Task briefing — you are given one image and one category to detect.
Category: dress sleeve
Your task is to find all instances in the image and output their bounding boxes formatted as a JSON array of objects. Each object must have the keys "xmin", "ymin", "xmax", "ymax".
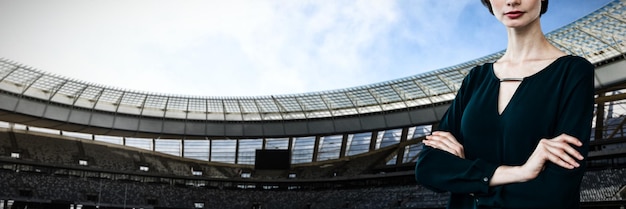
[
  {"xmin": 553, "ymin": 57, "xmax": 595, "ymax": 161},
  {"xmin": 414, "ymin": 66, "xmax": 499, "ymax": 194}
]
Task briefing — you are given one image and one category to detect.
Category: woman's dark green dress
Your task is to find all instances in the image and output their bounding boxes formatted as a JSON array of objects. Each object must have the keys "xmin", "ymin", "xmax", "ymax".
[{"xmin": 414, "ymin": 55, "xmax": 595, "ymax": 209}]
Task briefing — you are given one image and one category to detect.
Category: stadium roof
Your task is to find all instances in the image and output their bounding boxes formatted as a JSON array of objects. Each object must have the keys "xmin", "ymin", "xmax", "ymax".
[{"xmin": 0, "ymin": 0, "xmax": 625, "ymax": 138}]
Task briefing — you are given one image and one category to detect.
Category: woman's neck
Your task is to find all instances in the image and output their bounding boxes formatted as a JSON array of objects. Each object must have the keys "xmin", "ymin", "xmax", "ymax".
[{"xmin": 499, "ymin": 19, "xmax": 563, "ymax": 63}]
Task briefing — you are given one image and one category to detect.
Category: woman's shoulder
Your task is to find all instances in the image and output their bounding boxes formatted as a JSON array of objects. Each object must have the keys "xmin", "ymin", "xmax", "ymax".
[
  {"xmin": 456, "ymin": 63, "xmax": 495, "ymax": 90},
  {"xmin": 557, "ymin": 55, "xmax": 594, "ymax": 69},
  {"xmin": 553, "ymin": 55, "xmax": 595, "ymax": 76},
  {"xmin": 465, "ymin": 62, "xmax": 494, "ymax": 81}
]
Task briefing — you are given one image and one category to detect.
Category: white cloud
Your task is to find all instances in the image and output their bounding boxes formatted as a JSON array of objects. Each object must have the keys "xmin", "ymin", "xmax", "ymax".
[{"xmin": 0, "ymin": 0, "xmax": 402, "ymax": 96}]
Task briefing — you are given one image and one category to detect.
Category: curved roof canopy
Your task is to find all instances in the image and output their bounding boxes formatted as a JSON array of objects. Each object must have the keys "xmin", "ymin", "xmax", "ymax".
[{"xmin": 0, "ymin": 0, "xmax": 625, "ymax": 138}]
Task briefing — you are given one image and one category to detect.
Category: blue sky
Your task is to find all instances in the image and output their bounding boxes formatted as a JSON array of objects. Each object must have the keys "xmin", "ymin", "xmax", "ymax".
[{"xmin": 0, "ymin": 0, "xmax": 614, "ymax": 97}]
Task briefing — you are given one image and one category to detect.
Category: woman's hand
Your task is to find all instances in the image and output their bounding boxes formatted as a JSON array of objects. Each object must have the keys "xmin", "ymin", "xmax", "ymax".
[
  {"xmin": 490, "ymin": 134, "xmax": 585, "ymax": 186},
  {"xmin": 423, "ymin": 131, "xmax": 465, "ymax": 159},
  {"xmin": 519, "ymin": 133, "xmax": 584, "ymax": 181}
]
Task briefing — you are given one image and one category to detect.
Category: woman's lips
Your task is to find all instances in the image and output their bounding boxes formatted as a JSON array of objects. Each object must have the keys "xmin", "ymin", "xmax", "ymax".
[{"xmin": 505, "ymin": 11, "xmax": 525, "ymax": 19}]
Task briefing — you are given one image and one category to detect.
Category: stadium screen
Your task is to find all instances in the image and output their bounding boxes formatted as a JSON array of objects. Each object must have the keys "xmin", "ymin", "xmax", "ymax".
[{"xmin": 255, "ymin": 149, "xmax": 291, "ymax": 170}]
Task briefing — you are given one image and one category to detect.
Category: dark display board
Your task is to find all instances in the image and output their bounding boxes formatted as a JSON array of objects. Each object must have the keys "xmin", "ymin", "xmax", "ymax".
[{"xmin": 255, "ymin": 149, "xmax": 291, "ymax": 170}]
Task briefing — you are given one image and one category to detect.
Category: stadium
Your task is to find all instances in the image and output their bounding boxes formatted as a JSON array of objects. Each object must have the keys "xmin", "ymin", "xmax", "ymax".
[{"xmin": 0, "ymin": 1, "xmax": 625, "ymax": 209}]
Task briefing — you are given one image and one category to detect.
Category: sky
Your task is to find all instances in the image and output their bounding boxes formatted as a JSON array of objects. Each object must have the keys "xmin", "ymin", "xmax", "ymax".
[{"xmin": 0, "ymin": 0, "xmax": 615, "ymax": 97}]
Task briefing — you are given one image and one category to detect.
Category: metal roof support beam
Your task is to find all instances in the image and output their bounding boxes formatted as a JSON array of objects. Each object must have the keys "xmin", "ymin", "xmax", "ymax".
[
  {"xmin": 344, "ymin": 91, "xmax": 361, "ymax": 114},
  {"xmin": 312, "ymin": 136, "xmax": 320, "ymax": 163},
  {"xmin": 366, "ymin": 88, "xmax": 385, "ymax": 111},
  {"xmin": 47, "ymin": 80, "xmax": 69, "ymax": 101},
  {"xmin": 395, "ymin": 127, "xmax": 409, "ymax": 165},
  {"xmin": 107, "ymin": 91, "xmax": 127, "ymax": 135},
  {"xmin": 366, "ymin": 88, "xmax": 388, "ymax": 128},
  {"xmin": 19, "ymin": 73, "xmax": 44, "ymax": 95},
  {"xmin": 294, "ymin": 97, "xmax": 309, "ymax": 120},
  {"xmin": 603, "ymin": 13, "xmax": 626, "ymax": 24},
  {"xmin": 436, "ymin": 74, "xmax": 456, "ymax": 94},
  {"xmin": 270, "ymin": 96, "xmax": 287, "ymax": 120},
  {"xmin": 70, "ymin": 85, "xmax": 89, "ymax": 106},
  {"xmin": 270, "ymin": 96, "xmax": 287, "ymax": 135},
  {"xmin": 413, "ymin": 80, "xmax": 439, "ymax": 120},
  {"xmin": 236, "ymin": 99, "xmax": 245, "ymax": 121},
  {"xmin": 137, "ymin": 95, "xmax": 149, "ymax": 135},
  {"xmin": 184, "ymin": 98, "xmax": 190, "ymax": 136},
  {"xmin": 160, "ymin": 97, "xmax": 170, "ymax": 136},
  {"xmin": 575, "ymin": 27, "xmax": 622, "ymax": 54},
  {"xmin": 252, "ymin": 99, "xmax": 266, "ymax": 136},
  {"xmin": 607, "ymin": 115, "xmax": 626, "ymax": 139},
  {"xmin": 390, "ymin": 84, "xmax": 414, "ymax": 124},
  {"xmin": 319, "ymin": 94, "xmax": 335, "ymax": 118},
  {"xmin": 84, "ymin": 88, "xmax": 105, "ymax": 133},
  {"xmin": 343, "ymin": 91, "xmax": 363, "ymax": 131}
]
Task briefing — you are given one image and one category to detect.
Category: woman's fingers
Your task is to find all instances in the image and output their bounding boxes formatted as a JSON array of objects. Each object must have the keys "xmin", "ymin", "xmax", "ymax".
[
  {"xmin": 553, "ymin": 134, "xmax": 584, "ymax": 160},
  {"xmin": 424, "ymin": 132, "xmax": 464, "ymax": 158},
  {"xmin": 548, "ymin": 139, "xmax": 584, "ymax": 160},
  {"xmin": 538, "ymin": 136, "xmax": 583, "ymax": 169},
  {"xmin": 433, "ymin": 131, "xmax": 464, "ymax": 147},
  {"xmin": 523, "ymin": 134, "xmax": 585, "ymax": 177},
  {"xmin": 544, "ymin": 143, "xmax": 581, "ymax": 167},
  {"xmin": 556, "ymin": 133, "xmax": 583, "ymax": 147},
  {"xmin": 425, "ymin": 140, "xmax": 463, "ymax": 158},
  {"xmin": 545, "ymin": 151, "xmax": 577, "ymax": 169},
  {"xmin": 429, "ymin": 135, "xmax": 462, "ymax": 153}
]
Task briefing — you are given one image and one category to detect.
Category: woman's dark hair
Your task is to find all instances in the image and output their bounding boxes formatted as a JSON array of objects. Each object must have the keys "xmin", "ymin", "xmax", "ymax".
[{"xmin": 480, "ymin": 0, "xmax": 548, "ymax": 15}]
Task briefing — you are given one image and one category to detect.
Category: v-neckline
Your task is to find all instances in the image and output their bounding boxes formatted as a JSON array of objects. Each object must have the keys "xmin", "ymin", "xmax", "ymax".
[
  {"xmin": 489, "ymin": 55, "xmax": 569, "ymax": 116},
  {"xmin": 495, "ymin": 79, "xmax": 524, "ymax": 116}
]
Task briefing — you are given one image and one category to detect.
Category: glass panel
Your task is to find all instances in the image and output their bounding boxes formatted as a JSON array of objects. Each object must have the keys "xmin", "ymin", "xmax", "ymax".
[
  {"xmin": 0, "ymin": 121, "xmax": 9, "ymax": 128},
  {"xmin": 403, "ymin": 143, "xmax": 424, "ymax": 163},
  {"xmin": 211, "ymin": 140, "xmax": 236, "ymax": 164},
  {"xmin": 346, "ymin": 132, "xmax": 371, "ymax": 156},
  {"xmin": 255, "ymin": 98, "xmax": 280, "ymax": 112},
  {"xmin": 317, "ymin": 135, "xmax": 342, "ymax": 161},
  {"xmin": 273, "ymin": 97, "xmax": 303, "ymax": 112},
  {"xmin": 265, "ymin": 138, "xmax": 289, "ymax": 150},
  {"xmin": 206, "ymin": 99, "xmax": 224, "ymax": 113},
  {"xmin": 94, "ymin": 135, "xmax": 122, "ymax": 145},
  {"xmin": 291, "ymin": 136, "xmax": 315, "ymax": 164},
  {"xmin": 144, "ymin": 95, "xmax": 168, "ymax": 109},
  {"xmin": 12, "ymin": 124, "xmax": 27, "ymax": 130},
  {"xmin": 3, "ymin": 67, "xmax": 29, "ymax": 84},
  {"xmin": 26, "ymin": 127, "xmax": 59, "ymax": 135},
  {"xmin": 238, "ymin": 139, "xmax": 263, "ymax": 165},
  {"xmin": 62, "ymin": 131, "xmax": 92, "ymax": 140},
  {"xmin": 223, "ymin": 99, "xmax": 240, "ymax": 113},
  {"xmin": 98, "ymin": 89, "xmax": 123, "ymax": 104},
  {"xmin": 155, "ymin": 139, "xmax": 181, "ymax": 157},
  {"xmin": 188, "ymin": 98, "xmax": 207, "ymax": 112},
  {"xmin": 119, "ymin": 92, "xmax": 145, "ymax": 107},
  {"xmin": 239, "ymin": 99, "xmax": 260, "ymax": 113},
  {"xmin": 411, "ymin": 125, "xmax": 432, "ymax": 139},
  {"xmin": 80, "ymin": 86, "xmax": 103, "ymax": 101},
  {"xmin": 378, "ymin": 128, "xmax": 403, "ymax": 149},
  {"xmin": 167, "ymin": 97, "xmax": 188, "ymax": 111},
  {"xmin": 126, "ymin": 137, "xmax": 152, "ymax": 151},
  {"xmin": 184, "ymin": 140, "xmax": 210, "ymax": 161}
]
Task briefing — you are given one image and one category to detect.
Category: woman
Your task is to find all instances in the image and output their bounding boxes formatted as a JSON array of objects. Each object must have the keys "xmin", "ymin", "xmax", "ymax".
[{"xmin": 414, "ymin": 0, "xmax": 595, "ymax": 208}]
